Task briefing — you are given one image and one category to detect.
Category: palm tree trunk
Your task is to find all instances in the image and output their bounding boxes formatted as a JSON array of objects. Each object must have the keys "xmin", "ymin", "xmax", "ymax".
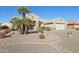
[
  {"xmin": 23, "ymin": 13, "xmax": 26, "ymax": 20},
  {"xmin": 22, "ymin": 13, "xmax": 30, "ymax": 34},
  {"xmin": 22, "ymin": 13, "xmax": 27, "ymax": 34},
  {"xmin": 25, "ymin": 26, "xmax": 29, "ymax": 34},
  {"xmin": 22, "ymin": 24, "xmax": 25, "ymax": 34},
  {"xmin": 18, "ymin": 27, "xmax": 22, "ymax": 34}
]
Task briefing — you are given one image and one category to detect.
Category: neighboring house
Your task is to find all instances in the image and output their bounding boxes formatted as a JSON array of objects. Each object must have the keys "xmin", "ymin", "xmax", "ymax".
[
  {"xmin": 67, "ymin": 21, "xmax": 79, "ymax": 30},
  {"xmin": 67, "ymin": 21, "xmax": 75, "ymax": 30},
  {"xmin": 74, "ymin": 22, "xmax": 79, "ymax": 30}
]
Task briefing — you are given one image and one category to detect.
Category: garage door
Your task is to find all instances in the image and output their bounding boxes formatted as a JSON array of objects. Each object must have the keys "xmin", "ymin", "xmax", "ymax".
[{"xmin": 56, "ymin": 24, "xmax": 65, "ymax": 30}]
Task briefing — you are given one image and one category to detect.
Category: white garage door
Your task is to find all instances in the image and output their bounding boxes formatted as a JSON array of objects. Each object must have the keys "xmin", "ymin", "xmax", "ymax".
[{"xmin": 56, "ymin": 24, "xmax": 65, "ymax": 30}]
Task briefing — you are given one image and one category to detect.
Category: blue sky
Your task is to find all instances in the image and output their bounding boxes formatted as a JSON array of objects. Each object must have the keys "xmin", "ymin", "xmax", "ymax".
[{"xmin": 0, "ymin": 6, "xmax": 79, "ymax": 23}]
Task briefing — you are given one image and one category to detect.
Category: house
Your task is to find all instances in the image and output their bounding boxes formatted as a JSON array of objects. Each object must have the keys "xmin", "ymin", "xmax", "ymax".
[
  {"xmin": 25, "ymin": 14, "xmax": 67, "ymax": 30},
  {"xmin": 40, "ymin": 17, "xmax": 67, "ymax": 30},
  {"xmin": 53, "ymin": 17, "xmax": 67, "ymax": 30},
  {"xmin": 67, "ymin": 21, "xmax": 79, "ymax": 30},
  {"xmin": 40, "ymin": 19, "xmax": 54, "ymax": 29},
  {"xmin": 74, "ymin": 22, "xmax": 79, "ymax": 30},
  {"xmin": 67, "ymin": 21, "xmax": 76, "ymax": 30}
]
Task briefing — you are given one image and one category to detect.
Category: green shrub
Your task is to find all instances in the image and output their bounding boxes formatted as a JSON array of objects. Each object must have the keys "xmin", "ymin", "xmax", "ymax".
[
  {"xmin": 41, "ymin": 26, "xmax": 45, "ymax": 30},
  {"xmin": 52, "ymin": 27, "xmax": 55, "ymax": 29},
  {"xmin": 11, "ymin": 28, "xmax": 15, "ymax": 31},
  {"xmin": 37, "ymin": 26, "xmax": 45, "ymax": 33},
  {"xmin": 45, "ymin": 26, "xmax": 51, "ymax": 31}
]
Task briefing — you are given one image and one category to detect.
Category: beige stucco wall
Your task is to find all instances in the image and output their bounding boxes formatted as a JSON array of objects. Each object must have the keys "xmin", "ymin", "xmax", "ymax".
[{"xmin": 74, "ymin": 24, "xmax": 79, "ymax": 28}]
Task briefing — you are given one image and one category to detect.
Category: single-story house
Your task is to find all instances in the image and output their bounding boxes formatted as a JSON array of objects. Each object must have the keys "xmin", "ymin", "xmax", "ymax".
[{"xmin": 67, "ymin": 21, "xmax": 79, "ymax": 30}]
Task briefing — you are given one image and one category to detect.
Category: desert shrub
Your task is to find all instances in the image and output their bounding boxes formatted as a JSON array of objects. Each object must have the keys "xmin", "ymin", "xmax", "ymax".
[
  {"xmin": 39, "ymin": 33, "xmax": 45, "ymax": 39},
  {"xmin": 52, "ymin": 27, "xmax": 55, "ymax": 29},
  {"xmin": 2, "ymin": 25, "xmax": 9, "ymax": 29},
  {"xmin": 0, "ymin": 32, "xmax": 6, "ymax": 38},
  {"xmin": 41, "ymin": 26, "xmax": 45, "ymax": 30},
  {"xmin": 37, "ymin": 26, "xmax": 45, "ymax": 33},
  {"xmin": 76, "ymin": 28, "xmax": 79, "ymax": 30},
  {"xmin": 4, "ymin": 29, "xmax": 11, "ymax": 33},
  {"xmin": 45, "ymin": 26, "xmax": 51, "ymax": 31},
  {"xmin": 11, "ymin": 27, "xmax": 17, "ymax": 31},
  {"xmin": 0, "ymin": 29, "xmax": 11, "ymax": 38}
]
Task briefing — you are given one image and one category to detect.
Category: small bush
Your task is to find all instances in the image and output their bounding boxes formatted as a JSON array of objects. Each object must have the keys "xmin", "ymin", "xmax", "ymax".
[
  {"xmin": 37, "ymin": 26, "xmax": 45, "ymax": 33},
  {"xmin": 39, "ymin": 33, "xmax": 45, "ymax": 39},
  {"xmin": 45, "ymin": 26, "xmax": 51, "ymax": 31},
  {"xmin": 4, "ymin": 29, "xmax": 11, "ymax": 33},
  {"xmin": 76, "ymin": 28, "xmax": 79, "ymax": 30},
  {"xmin": 11, "ymin": 27, "xmax": 17, "ymax": 31},
  {"xmin": 0, "ymin": 32, "xmax": 6, "ymax": 38},
  {"xmin": 2, "ymin": 25, "xmax": 9, "ymax": 29},
  {"xmin": 41, "ymin": 26, "xmax": 45, "ymax": 30}
]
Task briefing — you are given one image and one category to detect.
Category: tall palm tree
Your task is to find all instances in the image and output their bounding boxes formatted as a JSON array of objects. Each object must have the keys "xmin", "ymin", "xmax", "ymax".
[
  {"xmin": 17, "ymin": 6, "xmax": 30, "ymax": 19},
  {"xmin": 17, "ymin": 6, "xmax": 31, "ymax": 34}
]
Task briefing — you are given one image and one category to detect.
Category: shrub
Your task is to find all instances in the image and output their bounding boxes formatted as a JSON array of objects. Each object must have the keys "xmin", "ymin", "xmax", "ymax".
[
  {"xmin": 41, "ymin": 26, "xmax": 45, "ymax": 30},
  {"xmin": 37, "ymin": 26, "xmax": 45, "ymax": 33},
  {"xmin": 39, "ymin": 33, "xmax": 45, "ymax": 39},
  {"xmin": 52, "ymin": 27, "xmax": 55, "ymax": 29},
  {"xmin": 0, "ymin": 29, "xmax": 11, "ymax": 38},
  {"xmin": 45, "ymin": 26, "xmax": 51, "ymax": 31},
  {"xmin": 11, "ymin": 27, "xmax": 17, "ymax": 31},
  {"xmin": 2, "ymin": 25, "xmax": 9, "ymax": 29},
  {"xmin": 76, "ymin": 28, "xmax": 79, "ymax": 30},
  {"xmin": 0, "ymin": 32, "xmax": 6, "ymax": 38}
]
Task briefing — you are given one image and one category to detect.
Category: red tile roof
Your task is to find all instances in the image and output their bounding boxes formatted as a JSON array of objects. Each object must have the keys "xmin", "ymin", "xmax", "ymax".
[{"xmin": 67, "ymin": 21, "xmax": 77, "ymax": 24}]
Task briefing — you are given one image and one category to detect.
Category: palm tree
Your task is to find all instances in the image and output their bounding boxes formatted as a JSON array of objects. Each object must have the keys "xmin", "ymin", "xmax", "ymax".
[
  {"xmin": 10, "ymin": 17, "xmax": 23, "ymax": 34},
  {"xmin": 17, "ymin": 6, "xmax": 30, "ymax": 19},
  {"xmin": 10, "ymin": 17, "xmax": 20, "ymax": 29},
  {"xmin": 10, "ymin": 17, "xmax": 33, "ymax": 34},
  {"xmin": 17, "ymin": 6, "xmax": 31, "ymax": 34},
  {"xmin": 22, "ymin": 18, "xmax": 33, "ymax": 34}
]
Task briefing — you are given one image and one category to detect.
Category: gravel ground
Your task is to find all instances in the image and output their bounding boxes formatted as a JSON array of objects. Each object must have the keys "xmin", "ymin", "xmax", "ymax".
[
  {"xmin": 0, "ymin": 30, "xmax": 79, "ymax": 53},
  {"xmin": 51, "ymin": 30, "xmax": 79, "ymax": 53}
]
